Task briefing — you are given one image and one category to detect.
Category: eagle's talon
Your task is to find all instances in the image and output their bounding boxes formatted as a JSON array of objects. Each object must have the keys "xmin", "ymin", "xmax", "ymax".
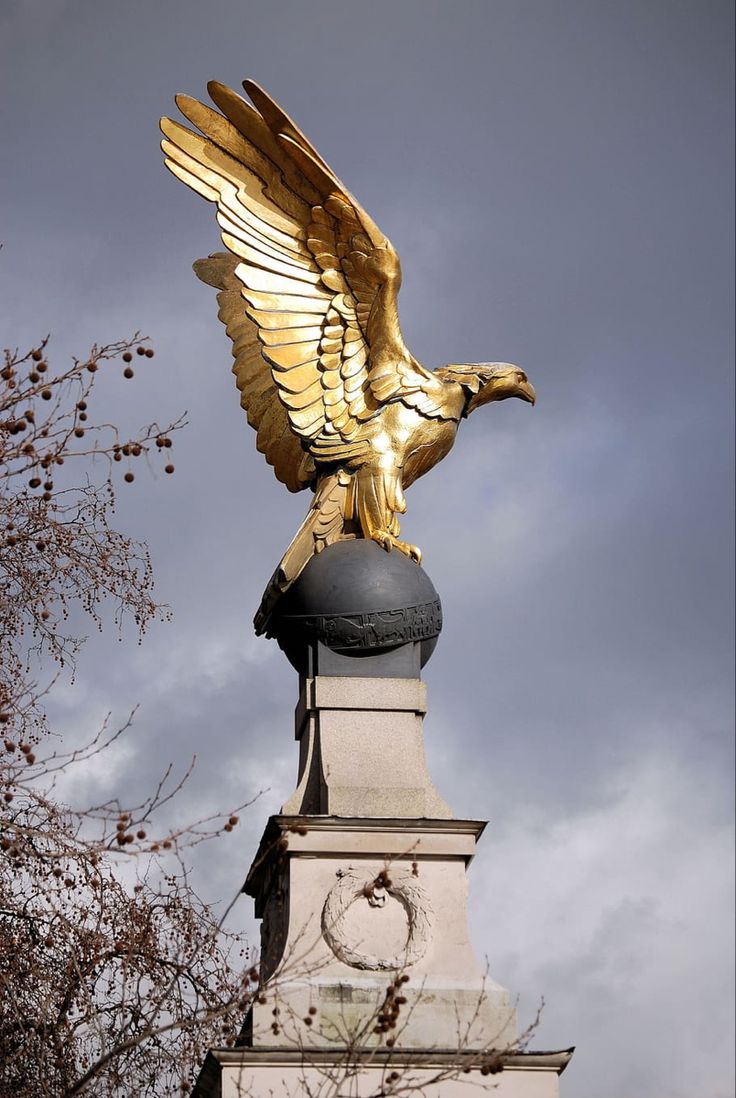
[{"xmin": 371, "ymin": 532, "xmax": 422, "ymax": 564}]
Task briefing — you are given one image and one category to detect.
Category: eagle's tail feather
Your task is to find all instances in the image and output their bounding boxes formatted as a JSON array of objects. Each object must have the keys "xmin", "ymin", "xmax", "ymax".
[{"xmin": 254, "ymin": 471, "xmax": 353, "ymax": 636}]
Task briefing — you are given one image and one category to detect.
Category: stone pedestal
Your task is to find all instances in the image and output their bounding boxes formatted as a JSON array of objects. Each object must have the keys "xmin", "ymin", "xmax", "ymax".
[
  {"xmin": 282, "ymin": 676, "xmax": 451, "ymax": 818},
  {"xmin": 197, "ymin": 1048, "xmax": 574, "ymax": 1097},
  {"xmin": 244, "ymin": 813, "xmax": 515, "ymax": 1051},
  {"xmin": 193, "ymin": 544, "xmax": 572, "ymax": 1096}
]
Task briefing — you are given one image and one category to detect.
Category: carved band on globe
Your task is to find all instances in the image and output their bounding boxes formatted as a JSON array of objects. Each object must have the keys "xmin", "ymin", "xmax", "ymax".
[{"xmin": 288, "ymin": 598, "xmax": 442, "ymax": 652}]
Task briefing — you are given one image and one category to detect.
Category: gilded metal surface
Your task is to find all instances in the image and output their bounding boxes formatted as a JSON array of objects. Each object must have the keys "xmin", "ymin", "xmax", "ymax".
[{"xmin": 161, "ymin": 81, "xmax": 536, "ymax": 632}]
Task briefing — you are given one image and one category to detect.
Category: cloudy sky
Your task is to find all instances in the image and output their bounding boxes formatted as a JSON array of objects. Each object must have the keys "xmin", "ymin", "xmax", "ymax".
[{"xmin": 2, "ymin": 1, "xmax": 734, "ymax": 1095}]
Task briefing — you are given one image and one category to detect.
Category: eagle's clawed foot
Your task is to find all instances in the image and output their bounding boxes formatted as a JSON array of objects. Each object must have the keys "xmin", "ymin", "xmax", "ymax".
[{"xmin": 372, "ymin": 531, "xmax": 422, "ymax": 565}]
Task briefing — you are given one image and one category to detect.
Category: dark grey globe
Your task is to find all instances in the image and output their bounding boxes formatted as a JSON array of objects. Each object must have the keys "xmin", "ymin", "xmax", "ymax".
[{"xmin": 270, "ymin": 540, "xmax": 442, "ymax": 673}]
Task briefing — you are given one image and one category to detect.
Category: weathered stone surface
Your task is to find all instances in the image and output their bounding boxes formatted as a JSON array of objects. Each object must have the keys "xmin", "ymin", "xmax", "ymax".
[
  {"xmin": 192, "ymin": 649, "xmax": 574, "ymax": 1094},
  {"xmin": 194, "ymin": 1048, "xmax": 573, "ymax": 1097},
  {"xmin": 243, "ymin": 817, "xmax": 516, "ymax": 1053},
  {"xmin": 282, "ymin": 676, "xmax": 451, "ymax": 817}
]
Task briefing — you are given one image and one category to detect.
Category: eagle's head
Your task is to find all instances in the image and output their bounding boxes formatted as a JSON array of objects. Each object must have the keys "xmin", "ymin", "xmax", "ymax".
[{"xmin": 442, "ymin": 362, "xmax": 536, "ymax": 415}]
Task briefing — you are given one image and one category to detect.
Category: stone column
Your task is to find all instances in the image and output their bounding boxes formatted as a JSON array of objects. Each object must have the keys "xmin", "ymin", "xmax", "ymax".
[
  {"xmin": 243, "ymin": 812, "xmax": 517, "ymax": 1053},
  {"xmin": 282, "ymin": 675, "xmax": 452, "ymax": 818},
  {"xmin": 193, "ymin": 542, "xmax": 573, "ymax": 1096}
]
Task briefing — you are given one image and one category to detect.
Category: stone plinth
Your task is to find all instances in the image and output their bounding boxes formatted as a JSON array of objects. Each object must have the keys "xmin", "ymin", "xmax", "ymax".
[
  {"xmin": 192, "ymin": 542, "xmax": 573, "ymax": 1095},
  {"xmin": 282, "ymin": 676, "xmax": 452, "ymax": 818},
  {"xmin": 196, "ymin": 1048, "xmax": 574, "ymax": 1097},
  {"xmin": 243, "ymin": 815, "xmax": 515, "ymax": 1052}
]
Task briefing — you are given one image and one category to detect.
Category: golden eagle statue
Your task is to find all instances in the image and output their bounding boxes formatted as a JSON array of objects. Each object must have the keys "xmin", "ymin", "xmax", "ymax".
[{"xmin": 160, "ymin": 80, "xmax": 536, "ymax": 634}]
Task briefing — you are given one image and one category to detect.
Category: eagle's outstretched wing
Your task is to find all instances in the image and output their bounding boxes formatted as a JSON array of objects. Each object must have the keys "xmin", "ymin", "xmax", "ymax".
[
  {"xmin": 160, "ymin": 80, "xmax": 451, "ymax": 490},
  {"xmin": 192, "ymin": 251, "xmax": 316, "ymax": 492}
]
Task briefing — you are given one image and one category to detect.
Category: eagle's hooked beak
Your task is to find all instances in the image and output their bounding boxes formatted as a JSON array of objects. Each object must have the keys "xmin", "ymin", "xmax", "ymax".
[
  {"xmin": 463, "ymin": 365, "xmax": 536, "ymax": 414},
  {"xmin": 518, "ymin": 379, "xmax": 536, "ymax": 405}
]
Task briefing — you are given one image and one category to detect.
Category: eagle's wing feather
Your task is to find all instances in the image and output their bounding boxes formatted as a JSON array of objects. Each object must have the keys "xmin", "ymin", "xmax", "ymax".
[
  {"xmin": 193, "ymin": 254, "xmax": 315, "ymax": 492},
  {"xmin": 161, "ymin": 81, "xmax": 456, "ymax": 487}
]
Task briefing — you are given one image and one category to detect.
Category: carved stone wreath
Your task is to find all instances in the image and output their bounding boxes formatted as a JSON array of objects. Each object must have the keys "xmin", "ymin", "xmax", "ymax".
[{"xmin": 321, "ymin": 867, "xmax": 433, "ymax": 971}]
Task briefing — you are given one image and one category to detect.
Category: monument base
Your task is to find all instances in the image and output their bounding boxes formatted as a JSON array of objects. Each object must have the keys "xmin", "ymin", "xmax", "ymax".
[
  {"xmin": 243, "ymin": 815, "xmax": 516, "ymax": 1051},
  {"xmin": 193, "ymin": 1046, "xmax": 573, "ymax": 1097},
  {"xmin": 188, "ymin": 544, "xmax": 574, "ymax": 1096}
]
